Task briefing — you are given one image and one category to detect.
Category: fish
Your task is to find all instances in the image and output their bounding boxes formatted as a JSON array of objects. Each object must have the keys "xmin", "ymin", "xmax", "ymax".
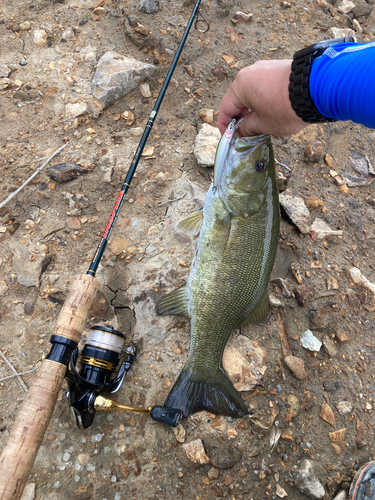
[{"xmin": 156, "ymin": 120, "xmax": 280, "ymax": 418}]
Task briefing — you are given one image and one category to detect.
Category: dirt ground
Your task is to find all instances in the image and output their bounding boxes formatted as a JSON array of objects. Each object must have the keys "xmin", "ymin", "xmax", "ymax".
[{"xmin": 1, "ymin": 0, "xmax": 375, "ymax": 499}]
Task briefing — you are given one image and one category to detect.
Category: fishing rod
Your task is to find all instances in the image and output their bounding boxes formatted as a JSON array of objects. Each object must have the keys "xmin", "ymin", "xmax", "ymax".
[{"xmin": 0, "ymin": 2, "xmax": 207, "ymax": 498}]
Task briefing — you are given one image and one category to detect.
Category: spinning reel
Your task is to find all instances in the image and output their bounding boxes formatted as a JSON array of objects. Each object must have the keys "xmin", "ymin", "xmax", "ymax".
[{"xmin": 65, "ymin": 325, "xmax": 182, "ymax": 428}]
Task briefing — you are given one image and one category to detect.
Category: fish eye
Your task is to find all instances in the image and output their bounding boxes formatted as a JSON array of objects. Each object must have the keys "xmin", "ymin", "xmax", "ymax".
[{"xmin": 255, "ymin": 161, "xmax": 265, "ymax": 172}]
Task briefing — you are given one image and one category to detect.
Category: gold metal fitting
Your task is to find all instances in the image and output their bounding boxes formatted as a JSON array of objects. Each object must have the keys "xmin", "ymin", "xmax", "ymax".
[
  {"xmin": 81, "ymin": 356, "xmax": 117, "ymax": 372},
  {"xmin": 94, "ymin": 395, "xmax": 152, "ymax": 415}
]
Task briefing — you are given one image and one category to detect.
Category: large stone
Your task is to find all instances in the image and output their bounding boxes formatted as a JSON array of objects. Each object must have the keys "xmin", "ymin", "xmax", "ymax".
[
  {"xmin": 279, "ymin": 192, "xmax": 311, "ymax": 233},
  {"xmin": 293, "ymin": 459, "xmax": 326, "ymax": 499},
  {"xmin": 90, "ymin": 51, "xmax": 156, "ymax": 114},
  {"xmin": 351, "ymin": 4, "xmax": 373, "ymax": 18},
  {"xmin": 194, "ymin": 124, "xmax": 221, "ymax": 166},
  {"xmin": 204, "ymin": 438, "xmax": 242, "ymax": 469},
  {"xmin": 223, "ymin": 338, "xmax": 266, "ymax": 392},
  {"xmin": 12, "ymin": 247, "xmax": 52, "ymax": 287},
  {"xmin": 182, "ymin": 439, "xmax": 209, "ymax": 465}
]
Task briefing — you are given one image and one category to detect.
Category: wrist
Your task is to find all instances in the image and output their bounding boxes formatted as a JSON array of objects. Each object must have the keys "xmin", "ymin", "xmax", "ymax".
[{"xmin": 288, "ymin": 37, "xmax": 354, "ymax": 123}]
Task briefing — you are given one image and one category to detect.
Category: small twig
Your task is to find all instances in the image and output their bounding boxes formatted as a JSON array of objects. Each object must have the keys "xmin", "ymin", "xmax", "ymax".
[
  {"xmin": 0, "ymin": 366, "xmax": 37, "ymax": 383},
  {"xmin": 0, "ymin": 351, "xmax": 28, "ymax": 392},
  {"xmin": 0, "ymin": 142, "xmax": 69, "ymax": 209},
  {"xmin": 275, "ymin": 158, "xmax": 291, "ymax": 172},
  {"xmin": 158, "ymin": 194, "xmax": 186, "ymax": 207}
]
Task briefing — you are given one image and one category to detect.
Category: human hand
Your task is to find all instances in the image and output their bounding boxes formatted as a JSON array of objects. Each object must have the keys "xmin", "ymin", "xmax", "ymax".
[{"xmin": 218, "ymin": 59, "xmax": 309, "ymax": 137}]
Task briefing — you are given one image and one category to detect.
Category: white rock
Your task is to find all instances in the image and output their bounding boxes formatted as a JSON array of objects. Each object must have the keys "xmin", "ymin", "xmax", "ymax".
[
  {"xmin": 19, "ymin": 21, "xmax": 31, "ymax": 31},
  {"xmin": 194, "ymin": 124, "xmax": 221, "ymax": 166},
  {"xmin": 293, "ymin": 459, "xmax": 326, "ymax": 499},
  {"xmin": 332, "ymin": 491, "xmax": 348, "ymax": 500},
  {"xmin": 279, "ymin": 192, "xmax": 311, "ymax": 233},
  {"xmin": 336, "ymin": 401, "xmax": 353, "ymax": 416},
  {"xmin": 300, "ymin": 330, "xmax": 322, "ymax": 352},
  {"xmin": 337, "ymin": 0, "xmax": 355, "ymax": 14},
  {"xmin": 310, "ymin": 218, "xmax": 343, "ymax": 239},
  {"xmin": 101, "ymin": 166, "xmax": 113, "ymax": 183},
  {"xmin": 33, "ymin": 29, "xmax": 48, "ymax": 45},
  {"xmin": 329, "ymin": 27, "xmax": 356, "ymax": 40},
  {"xmin": 20, "ymin": 483, "xmax": 36, "ymax": 500},
  {"xmin": 129, "ymin": 127, "xmax": 143, "ymax": 137},
  {"xmin": 139, "ymin": 82, "xmax": 151, "ymax": 98},
  {"xmin": 349, "ymin": 267, "xmax": 375, "ymax": 295},
  {"xmin": 0, "ymin": 280, "xmax": 8, "ymax": 295},
  {"xmin": 353, "ymin": 19, "xmax": 363, "ymax": 33},
  {"xmin": 182, "ymin": 439, "xmax": 209, "ymax": 464},
  {"xmin": 65, "ymin": 101, "xmax": 88, "ymax": 118}
]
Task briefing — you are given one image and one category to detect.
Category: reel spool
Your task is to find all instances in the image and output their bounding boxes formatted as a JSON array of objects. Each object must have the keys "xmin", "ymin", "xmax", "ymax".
[{"xmin": 65, "ymin": 325, "xmax": 182, "ymax": 429}]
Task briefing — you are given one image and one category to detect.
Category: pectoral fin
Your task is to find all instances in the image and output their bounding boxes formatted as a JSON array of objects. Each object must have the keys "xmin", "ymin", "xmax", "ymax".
[
  {"xmin": 242, "ymin": 290, "xmax": 269, "ymax": 324},
  {"xmin": 176, "ymin": 211, "xmax": 203, "ymax": 236},
  {"xmin": 156, "ymin": 286, "xmax": 189, "ymax": 317}
]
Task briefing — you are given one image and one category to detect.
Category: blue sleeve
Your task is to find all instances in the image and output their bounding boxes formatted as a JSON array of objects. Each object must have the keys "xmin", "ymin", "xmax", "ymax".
[{"xmin": 309, "ymin": 41, "xmax": 375, "ymax": 129}]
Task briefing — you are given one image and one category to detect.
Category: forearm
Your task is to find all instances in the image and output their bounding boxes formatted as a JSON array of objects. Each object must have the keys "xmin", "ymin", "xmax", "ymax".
[{"xmin": 310, "ymin": 42, "xmax": 375, "ymax": 129}]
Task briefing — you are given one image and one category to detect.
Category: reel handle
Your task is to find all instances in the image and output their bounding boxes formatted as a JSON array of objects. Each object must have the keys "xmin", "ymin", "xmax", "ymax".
[{"xmin": 0, "ymin": 274, "xmax": 99, "ymax": 500}]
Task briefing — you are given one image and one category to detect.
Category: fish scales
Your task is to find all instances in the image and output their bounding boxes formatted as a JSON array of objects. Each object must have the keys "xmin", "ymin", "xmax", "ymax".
[{"xmin": 157, "ymin": 121, "xmax": 280, "ymax": 418}]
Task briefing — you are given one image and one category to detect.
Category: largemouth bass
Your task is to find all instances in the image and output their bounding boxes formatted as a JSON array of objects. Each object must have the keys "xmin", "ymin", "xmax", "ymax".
[{"xmin": 157, "ymin": 120, "xmax": 280, "ymax": 417}]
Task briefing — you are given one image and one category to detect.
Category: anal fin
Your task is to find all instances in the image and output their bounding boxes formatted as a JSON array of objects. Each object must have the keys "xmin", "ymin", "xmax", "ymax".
[{"xmin": 156, "ymin": 286, "xmax": 189, "ymax": 317}]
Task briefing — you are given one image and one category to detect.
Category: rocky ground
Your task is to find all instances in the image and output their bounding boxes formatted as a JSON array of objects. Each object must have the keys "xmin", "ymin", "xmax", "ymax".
[{"xmin": 1, "ymin": 0, "xmax": 375, "ymax": 499}]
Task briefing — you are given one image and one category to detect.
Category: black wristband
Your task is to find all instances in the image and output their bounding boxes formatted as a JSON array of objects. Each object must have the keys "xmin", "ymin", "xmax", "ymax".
[{"xmin": 289, "ymin": 36, "xmax": 354, "ymax": 124}]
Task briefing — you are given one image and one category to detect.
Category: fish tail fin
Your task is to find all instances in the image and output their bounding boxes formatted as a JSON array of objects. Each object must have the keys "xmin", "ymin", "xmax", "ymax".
[{"xmin": 164, "ymin": 365, "xmax": 249, "ymax": 418}]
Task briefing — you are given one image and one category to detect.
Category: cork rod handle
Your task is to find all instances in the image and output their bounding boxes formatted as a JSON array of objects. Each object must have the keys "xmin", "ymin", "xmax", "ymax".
[{"xmin": 0, "ymin": 274, "xmax": 99, "ymax": 500}]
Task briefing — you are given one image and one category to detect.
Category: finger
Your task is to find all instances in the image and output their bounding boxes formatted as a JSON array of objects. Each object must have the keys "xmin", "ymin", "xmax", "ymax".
[
  {"xmin": 237, "ymin": 111, "xmax": 264, "ymax": 137},
  {"xmin": 218, "ymin": 87, "xmax": 249, "ymax": 134}
]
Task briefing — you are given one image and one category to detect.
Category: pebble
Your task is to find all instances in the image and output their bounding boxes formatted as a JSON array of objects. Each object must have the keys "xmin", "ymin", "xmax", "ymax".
[
  {"xmin": 20, "ymin": 483, "xmax": 35, "ymax": 500},
  {"xmin": 232, "ymin": 11, "xmax": 253, "ymax": 22},
  {"xmin": 329, "ymin": 27, "xmax": 356, "ymax": 39},
  {"xmin": 204, "ymin": 438, "xmax": 242, "ymax": 469},
  {"xmin": 329, "ymin": 428, "xmax": 346, "ymax": 442},
  {"xmin": 336, "ymin": 401, "xmax": 353, "ymax": 415},
  {"xmin": 48, "ymin": 163, "xmax": 88, "ymax": 183},
  {"xmin": 19, "ymin": 60, "xmax": 27, "ymax": 67},
  {"xmin": 199, "ymin": 108, "xmax": 214, "ymax": 124},
  {"xmin": 320, "ymin": 401, "xmax": 336, "ymax": 428},
  {"xmin": 0, "ymin": 64, "xmax": 11, "ymax": 77},
  {"xmin": 337, "ymin": 0, "xmax": 355, "ymax": 14},
  {"xmin": 279, "ymin": 191, "xmax": 311, "ymax": 233},
  {"xmin": 0, "ymin": 280, "xmax": 8, "ymax": 296},
  {"xmin": 322, "ymin": 335, "xmax": 338, "ymax": 357},
  {"xmin": 65, "ymin": 217, "xmax": 81, "ymax": 230},
  {"xmin": 139, "ymin": 82, "xmax": 151, "ymax": 98},
  {"xmin": 139, "ymin": 0, "xmax": 159, "ymax": 13},
  {"xmin": 19, "ymin": 21, "xmax": 31, "ymax": 31},
  {"xmin": 129, "ymin": 127, "xmax": 143, "ymax": 137},
  {"xmin": 65, "ymin": 102, "xmax": 88, "ymax": 119},
  {"xmin": 284, "ymin": 355, "xmax": 307, "ymax": 380},
  {"xmin": 173, "ymin": 424, "xmax": 186, "ymax": 443},
  {"xmin": 294, "ymin": 285, "xmax": 315, "ymax": 306},
  {"xmin": 300, "ymin": 330, "xmax": 322, "ymax": 352},
  {"xmin": 287, "ymin": 394, "xmax": 300, "ymax": 418},
  {"xmin": 122, "ymin": 110, "xmax": 135, "ymax": 126},
  {"xmin": 182, "ymin": 439, "xmax": 210, "ymax": 465},
  {"xmin": 275, "ymin": 484, "xmax": 288, "ymax": 498},
  {"xmin": 12, "ymin": 247, "xmax": 51, "ymax": 288},
  {"xmin": 33, "ymin": 29, "xmax": 48, "ymax": 45},
  {"xmin": 208, "ymin": 467, "xmax": 219, "ymax": 480},
  {"xmin": 293, "ymin": 459, "xmax": 326, "ymax": 499},
  {"xmin": 303, "ymin": 140, "xmax": 323, "ymax": 163},
  {"xmin": 194, "ymin": 124, "xmax": 221, "ymax": 166},
  {"xmin": 332, "ymin": 491, "xmax": 348, "ymax": 500},
  {"xmin": 63, "ymin": 452, "xmax": 71, "ymax": 462},
  {"xmin": 349, "ymin": 266, "xmax": 375, "ymax": 295}
]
